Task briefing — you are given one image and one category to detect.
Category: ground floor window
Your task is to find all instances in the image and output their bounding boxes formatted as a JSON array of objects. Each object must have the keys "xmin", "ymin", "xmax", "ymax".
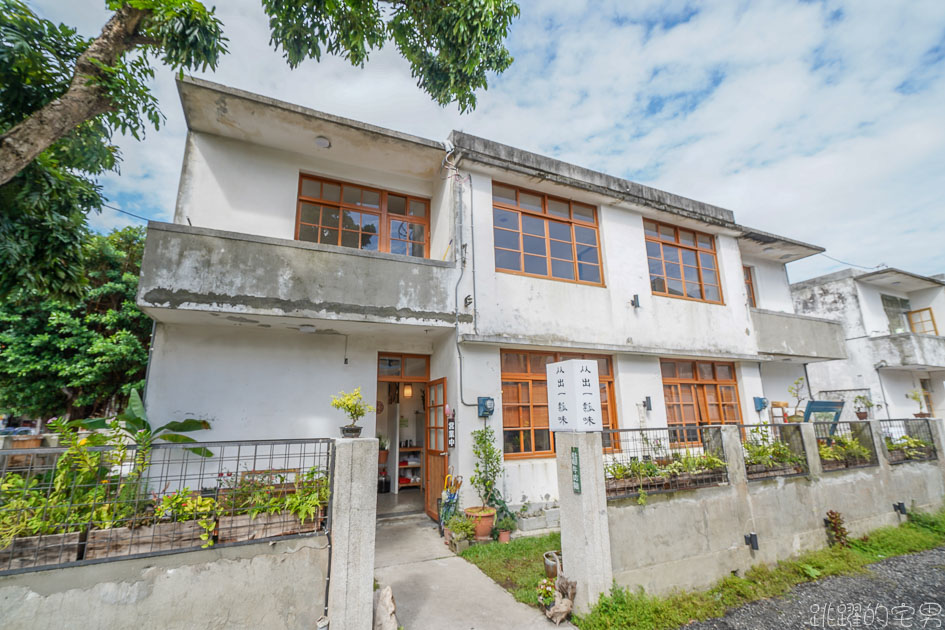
[
  {"xmin": 500, "ymin": 350, "xmax": 616, "ymax": 458},
  {"xmin": 660, "ymin": 359, "xmax": 742, "ymax": 446}
]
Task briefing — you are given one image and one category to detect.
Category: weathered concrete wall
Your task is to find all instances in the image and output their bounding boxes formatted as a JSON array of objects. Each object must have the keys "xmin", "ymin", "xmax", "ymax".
[
  {"xmin": 750, "ymin": 308, "xmax": 847, "ymax": 360},
  {"xmin": 606, "ymin": 422, "xmax": 945, "ymax": 596},
  {"xmin": 743, "ymin": 255, "xmax": 794, "ymax": 314},
  {"xmin": 0, "ymin": 537, "xmax": 329, "ymax": 630},
  {"xmin": 138, "ymin": 223, "xmax": 461, "ymax": 328}
]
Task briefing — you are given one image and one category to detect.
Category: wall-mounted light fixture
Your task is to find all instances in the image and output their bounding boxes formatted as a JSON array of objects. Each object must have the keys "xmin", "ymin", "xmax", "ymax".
[
  {"xmin": 464, "ymin": 295, "xmax": 473, "ymax": 307},
  {"xmin": 642, "ymin": 396, "xmax": 652, "ymax": 411},
  {"xmin": 630, "ymin": 294, "xmax": 641, "ymax": 309},
  {"xmin": 744, "ymin": 532, "xmax": 759, "ymax": 551},
  {"xmin": 314, "ymin": 135, "xmax": 331, "ymax": 149},
  {"xmin": 893, "ymin": 502, "xmax": 907, "ymax": 516},
  {"xmin": 403, "ymin": 384, "xmax": 413, "ymax": 398}
]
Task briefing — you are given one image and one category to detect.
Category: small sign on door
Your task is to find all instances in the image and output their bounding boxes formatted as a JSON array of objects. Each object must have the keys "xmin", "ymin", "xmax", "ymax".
[{"xmin": 545, "ymin": 359, "xmax": 602, "ymax": 432}]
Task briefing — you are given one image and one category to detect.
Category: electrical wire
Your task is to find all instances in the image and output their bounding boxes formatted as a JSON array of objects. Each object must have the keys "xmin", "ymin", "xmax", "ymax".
[
  {"xmin": 101, "ymin": 203, "xmax": 150, "ymax": 223},
  {"xmin": 816, "ymin": 252, "xmax": 885, "ymax": 271}
]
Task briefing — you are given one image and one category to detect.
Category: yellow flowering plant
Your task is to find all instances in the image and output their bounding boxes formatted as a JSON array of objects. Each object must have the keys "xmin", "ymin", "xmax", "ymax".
[{"xmin": 330, "ymin": 387, "xmax": 375, "ymax": 427}]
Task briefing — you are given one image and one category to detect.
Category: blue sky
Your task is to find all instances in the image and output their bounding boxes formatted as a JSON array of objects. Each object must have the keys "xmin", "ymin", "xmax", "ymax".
[{"xmin": 33, "ymin": 0, "xmax": 945, "ymax": 281}]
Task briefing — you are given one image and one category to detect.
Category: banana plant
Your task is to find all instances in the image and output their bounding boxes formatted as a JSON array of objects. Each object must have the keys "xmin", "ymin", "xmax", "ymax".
[{"xmin": 76, "ymin": 390, "xmax": 213, "ymax": 457}]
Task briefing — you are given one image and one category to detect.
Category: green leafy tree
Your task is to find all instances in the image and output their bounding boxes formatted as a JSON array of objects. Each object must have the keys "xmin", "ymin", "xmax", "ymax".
[
  {"xmin": 0, "ymin": 0, "xmax": 519, "ymax": 299},
  {"xmin": 0, "ymin": 226, "xmax": 151, "ymax": 421}
]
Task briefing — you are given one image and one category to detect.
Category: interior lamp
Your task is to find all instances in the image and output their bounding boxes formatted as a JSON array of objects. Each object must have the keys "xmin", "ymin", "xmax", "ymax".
[{"xmin": 403, "ymin": 384, "xmax": 413, "ymax": 398}]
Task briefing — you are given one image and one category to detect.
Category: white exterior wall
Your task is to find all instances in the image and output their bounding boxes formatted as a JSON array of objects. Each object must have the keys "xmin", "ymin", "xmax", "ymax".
[{"xmin": 743, "ymin": 256, "xmax": 794, "ymax": 313}]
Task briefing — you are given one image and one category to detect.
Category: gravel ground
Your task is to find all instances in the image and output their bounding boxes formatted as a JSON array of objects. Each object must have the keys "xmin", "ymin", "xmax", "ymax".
[{"xmin": 686, "ymin": 547, "xmax": 945, "ymax": 629}]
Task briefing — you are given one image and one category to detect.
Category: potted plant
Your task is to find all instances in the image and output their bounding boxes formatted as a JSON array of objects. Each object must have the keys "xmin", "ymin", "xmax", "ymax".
[
  {"xmin": 378, "ymin": 435, "xmax": 389, "ymax": 466},
  {"xmin": 742, "ymin": 425, "xmax": 805, "ymax": 479},
  {"xmin": 787, "ymin": 377, "xmax": 807, "ymax": 422},
  {"xmin": 907, "ymin": 390, "xmax": 931, "ymax": 418},
  {"xmin": 331, "ymin": 387, "xmax": 375, "ymax": 438},
  {"xmin": 884, "ymin": 435, "xmax": 935, "ymax": 463},
  {"xmin": 466, "ymin": 425, "xmax": 502, "ymax": 541},
  {"xmin": 496, "ymin": 515, "xmax": 516, "ymax": 543},
  {"xmin": 445, "ymin": 514, "xmax": 475, "ymax": 553},
  {"xmin": 853, "ymin": 395, "xmax": 881, "ymax": 420}
]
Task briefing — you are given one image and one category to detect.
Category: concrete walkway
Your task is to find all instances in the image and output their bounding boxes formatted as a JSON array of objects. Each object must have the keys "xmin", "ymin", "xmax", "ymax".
[{"xmin": 374, "ymin": 515, "xmax": 567, "ymax": 630}]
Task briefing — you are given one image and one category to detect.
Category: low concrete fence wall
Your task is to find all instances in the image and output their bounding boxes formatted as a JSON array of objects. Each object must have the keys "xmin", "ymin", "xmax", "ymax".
[
  {"xmin": 556, "ymin": 419, "xmax": 945, "ymax": 612},
  {"xmin": 0, "ymin": 537, "xmax": 329, "ymax": 630}
]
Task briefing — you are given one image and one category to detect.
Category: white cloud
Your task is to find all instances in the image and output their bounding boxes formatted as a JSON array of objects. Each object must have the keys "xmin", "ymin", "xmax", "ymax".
[{"xmin": 30, "ymin": 0, "xmax": 945, "ymax": 280}]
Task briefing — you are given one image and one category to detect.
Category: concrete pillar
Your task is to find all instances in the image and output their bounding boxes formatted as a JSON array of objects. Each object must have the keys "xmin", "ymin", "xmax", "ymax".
[
  {"xmin": 327, "ymin": 438, "xmax": 378, "ymax": 630},
  {"xmin": 554, "ymin": 431, "xmax": 612, "ymax": 614},
  {"xmin": 928, "ymin": 418, "xmax": 945, "ymax": 480},
  {"xmin": 799, "ymin": 423, "xmax": 823, "ymax": 477}
]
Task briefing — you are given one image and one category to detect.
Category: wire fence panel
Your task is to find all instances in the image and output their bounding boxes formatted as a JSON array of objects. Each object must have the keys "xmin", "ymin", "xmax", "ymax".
[
  {"xmin": 0, "ymin": 438, "xmax": 333, "ymax": 575},
  {"xmin": 739, "ymin": 423, "xmax": 809, "ymax": 481},
  {"xmin": 813, "ymin": 421, "xmax": 878, "ymax": 472},
  {"xmin": 879, "ymin": 419, "xmax": 938, "ymax": 464},
  {"xmin": 602, "ymin": 425, "xmax": 728, "ymax": 501}
]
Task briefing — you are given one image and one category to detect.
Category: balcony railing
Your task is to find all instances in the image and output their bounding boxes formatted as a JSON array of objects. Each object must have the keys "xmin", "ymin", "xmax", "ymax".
[
  {"xmin": 812, "ymin": 421, "xmax": 879, "ymax": 472},
  {"xmin": 879, "ymin": 419, "xmax": 938, "ymax": 464},
  {"xmin": 738, "ymin": 423, "xmax": 809, "ymax": 481},
  {"xmin": 0, "ymin": 438, "xmax": 333, "ymax": 575}
]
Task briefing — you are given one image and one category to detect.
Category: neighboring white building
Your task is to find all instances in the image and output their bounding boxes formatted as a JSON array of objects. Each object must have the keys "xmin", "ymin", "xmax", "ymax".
[
  {"xmin": 138, "ymin": 78, "xmax": 847, "ymax": 514},
  {"xmin": 792, "ymin": 269, "xmax": 945, "ymax": 420}
]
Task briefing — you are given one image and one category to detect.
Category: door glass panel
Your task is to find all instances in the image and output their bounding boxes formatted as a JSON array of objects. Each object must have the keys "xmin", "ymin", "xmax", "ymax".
[
  {"xmin": 404, "ymin": 357, "xmax": 427, "ymax": 378},
  {"xmin": 322, "ymin": 183, "xmax": 341, "ymax": 202},
  {"xmin": 388, "ymin": 195, "xmax": 406, "ymax": 215},
  {"xmin": 301, "ymin": 179, "xmax": 321, "ymax": 198},
  {"xmin": 378, "ymin": 356, "xmax": 401, "ymax": 377},
  {"xmin": 409, "ymin": 200, "xmax": 427, "ymax": 217}
]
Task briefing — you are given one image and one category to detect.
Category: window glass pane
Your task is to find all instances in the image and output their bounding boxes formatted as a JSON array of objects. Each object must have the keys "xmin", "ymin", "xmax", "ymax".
[
  {"xmin": 298, "ymin": 224, "xmax": 317, "ymax": 242},
  {"xmin": 519, "ymin": 192, "xmax": 542, "ymax": 212},
  {"xmin": 342, "ymin": 210, "xmax": 360, "ymax": 230},
  {"xmin": 362, "ymin": 232, "xmax": 379, "ymax": 251},
  {"xmin": 703, "ymin": 269, "xmax": 718, "ymax": 285},
  {"xmin": 720, "ymin": 385, "xmax": 736, "ymax": 402},
  {"xmin": 573, "ymin": 204, "xmax": 595, "ymax": 223},
  {"xmin": 523, "ymin": 235, "xmax": 546, "ymax": 255},
  {"xmin": 522, "ymin": 215, "xmax": 545, "ymax": 236},
  {"xmin": 409, "ymin": 224, "xmax": 425, "ymax": 242},
  {"xmin": 299, "ymin": 203, "xmax": 320, "ymax": 224},
  {"xmin": 663, "ymin": 245, "xmax": 679, "ymax": 263},
  {"xmin": 390, "ymin": 240, "xmax": 407, "ymax": 255},
  {"xmin": 391, "ymin": 220, "xmax": 408, "ymax": 241},
  {"xmin": 362, "ymin": 213, "xmax": 380, "ymax": 233},
  {"xmin": 574, "ymin": 226, "xmax": 597, "ymax": 245},
  {"xmin": 409, "ymin": 199, "xmax": 427, "ymax": 217},
  {"xmin": 697, "ymin": 234, "xmax": 713, "ymax": 250},
  {"xmin": 504, "ymin": 431, "xmax": 522, "ymax": 453},
  {"xmin": 661, "ymin": 362, "xmax": 677, "ymax": 378},
  {"xmin": 665, "ymin": 263, "xmax": 681, "ymax": 279},
  {"xmin": 551, "ymin": 259, "xmax": 575, "ymax": 279},
  {"xmin": 700, "ymin": 252, "xmax": 716, "ymax": 269},
  {"xmin": 534, "ymin": 429, "xmax": 551, "ymax": 452},
  {"xmin": 343, "ymin": 185, "xmax": 361, "ymax": 205},
  {"xmin": 579, "ymin": 264, "xmax": 601, "ymax": 283},
  {"xmin": 550, "ymin": 240, "xmax": 573, "ymax": 260},
  {"xmin": 388, "ymin": 195, "xmax": 406, "ymax": 215},
  {"xmin": 678, "ymin": 230, "xmax": 695, "ymax": 246},
  {"xmin": 528, "ymin": 354, "xmax": 553, "ymax": 374},
  {"xmin": 548, "ymin": 198, "xmax": 569, "ymax": 218},
  {"xmin": 681, "ymin": 249, "xmax": 697, "ymax": 266},
  {"xmin": 494, "ymin": 208, "xmax": 518, "ymax": 229},
  {"xmin": 410, "ymin": 242, "xmax": 425, "ymax": 257},
  {"xmin": 320, "ymin": 228, "xmax": 338, "ymax": 245},
  {"xmin": 322, "ymin": 183, "xmax": 341, "ymax": 202},
  {"xmin": 524, "ymin": 255, "xmax": 547, "ymax": 275},
  {"xmin": 643, "ymin": 220, "xmax": 659, "ymax": 237},
  {"xmin": 597, "ymin": 358, "xmax": 611, "ymax": 376},
  {"xmin": 705, "ymin": 386, "xmax": 718, "ymax": 403},
  {"xmin": 685, "ymin": 283, "xmax": 702, "ymax": 299},
  {"xmin": 683, "ymin": 265, "xmax": 700, "ymax": 282},
  {"xmin": 493, "ymin": 183, "xmax": 517, "ymax": 205},
  {"xmin": 548, "ymin": 221, "xmax": 571, "ymax": 241},
  {"xmin": 301, "ymin": 179, "xmax": 320, "ymax": 198},
  {"xmin": 678, "ymin": 362, "xmax": 694, "ymax": 379},
  {"xmin": 501, "ymin": 352, "xmax": 528, "ymax": 373},
  {"xmin": 698, "ymin": 363, "xmax": 714, "ymax": 380},
  {"xmin": 659, "ymin": 225, "xmax": 675, "ymax": 241},
  {"xmin": 342, "ymin": 230, "xmax": 359, "ymax": 248},
  {"xmin": 502, "ymin": 406, "xmax": 520, "ymax": 427},
  {"xmin": 494, "ymin": 229, "xmax": 520, "ymax": 250},
  {"xmin": 646, "ymin": 241, "xmax": 661, "ymax": 258},
  {"xmin": 717, "ymin": 365, "xmax": 733, "ymax": 380},
  {"xmin": 651, "ymin": 276, "xmax": 666, "ymax": 292},
  {"xmin": 495, "ymin": 248, "xmax": 521, "ymax": 271},
  {"xmin": 705, "ymin": 285, "xmax": 721, "ymax": 302},
  {"xmin": 576, "ymin": 245, "xmax": 598, "ymax": 264},
  {"xmin": 722, "ymin": 405, "xmax": 737, "ymax": 422},
  {"xmin": 502, "ymin": 382, "xmax": 521, "ymax": 403},
  {"xmin": 667, "ymin": 276, "xmax": 682, "ymax": 294},
  {"xmin": 362, "ymin": 190, "xmax": 380, "ymax": 208},
  {"xmin": 378, "ymin": 356, "xmax": 401, "ymax": 377},
  {"xmin": 322, "ymin": 208, "xmax": 340, "ymax": 228}
]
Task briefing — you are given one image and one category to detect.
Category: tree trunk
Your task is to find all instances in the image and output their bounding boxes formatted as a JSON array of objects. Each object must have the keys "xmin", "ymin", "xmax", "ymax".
[{"xmin": 0, "ymin": 6, "xmax": 148, "ymax": 188}]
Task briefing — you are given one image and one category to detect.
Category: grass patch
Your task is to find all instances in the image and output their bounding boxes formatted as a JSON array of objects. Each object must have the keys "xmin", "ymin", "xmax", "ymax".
[
  {"xmin": 459, "ymin": 531, "xmax": 560, "ymax": 605},
  {"xmin": 459, "ymin": 510, "xmax": 945, "ymax": 630}
]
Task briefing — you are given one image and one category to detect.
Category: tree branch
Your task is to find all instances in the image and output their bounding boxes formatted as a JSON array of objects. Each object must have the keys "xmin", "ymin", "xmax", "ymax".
[{"xmin": 0, "ymin": 6, "xmax": 149, "ymax": 188}]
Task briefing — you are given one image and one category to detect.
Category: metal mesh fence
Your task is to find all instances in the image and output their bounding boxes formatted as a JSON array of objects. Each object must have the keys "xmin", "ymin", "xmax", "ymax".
[
  {"xmin": 739, "ymin": 423, "xmax": 809, "ymax": 481},
  {"xmin": 879, "ymin": 419, "xmax": 938, "ymax": 464},
  {"xmin": 813, "ymin": 420, "xmax": 878, "ymax": 472},
  {"xmin": 0, "ymin": 438, "xmax": 333, "ymax": 575},
  {"xmin": 602, "ymin": 425, "xmax": 727, "ymax": 501}
]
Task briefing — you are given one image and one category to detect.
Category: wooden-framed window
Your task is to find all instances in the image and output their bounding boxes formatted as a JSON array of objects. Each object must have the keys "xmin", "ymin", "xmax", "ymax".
[
  {"xmin": 744, "ymin": 266, "xmax": 757, "ymax": 308},
  {"xmin": 500, "ymin": 350, "xmax": 616, "ymax": 458},
  {"xmin": 492, "ymin": 182, "xmax": 603, "ymax": 285},
  {"xmin": 296, "ymin": 174, "xmax": 430, "ymax": 258},
  {"xmin": 881, "ymin": 294, "xmax": 911, "ymax": 334},
  {"xmin": 377, "ymin": 353, "xmax": 430, "ymax": 382},
  {"xmin": 920, "ymin": 378, "xmax": 936, "ymax": 416},
  {"xmin": 644, "ymin": 219, "xmax": 722, "ymax": 304},
  {"xmin": 660, "ymin": 359, "xmax": 741, "ymax": 446},
  {"xmin": 907, "ymin": 308, "xmax": 938, "ymax": 335}
]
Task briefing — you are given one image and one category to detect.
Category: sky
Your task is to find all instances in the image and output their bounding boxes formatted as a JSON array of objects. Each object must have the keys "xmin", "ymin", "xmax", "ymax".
[{"xmin": 32, "ymin": 0, "xmax": 945, "ymax": 282}]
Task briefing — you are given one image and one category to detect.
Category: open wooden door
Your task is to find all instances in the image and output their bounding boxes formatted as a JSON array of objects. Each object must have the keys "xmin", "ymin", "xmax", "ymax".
[{"xmin": 424, "ymin": 378, "xmax": 448, "ymax": 520}]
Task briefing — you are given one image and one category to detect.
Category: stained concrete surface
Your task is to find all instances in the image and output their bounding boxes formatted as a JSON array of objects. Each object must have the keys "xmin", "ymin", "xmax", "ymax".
[
  {"xmin": 374, "ymin": 515, "xmax": 569, "ymax": 629},
  {"xmin": 377, "ymin": 488, "xmax": 424, "ymax": 519}
]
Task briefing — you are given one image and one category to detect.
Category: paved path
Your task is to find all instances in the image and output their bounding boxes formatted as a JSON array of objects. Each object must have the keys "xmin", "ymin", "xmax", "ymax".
[
  {"xmin": 687, "ymin": 546, "xmax": 945, "ymax": 629},
  {"xmin": 374, "ymin": 515, "xmax": 567, "ymax": 630}
]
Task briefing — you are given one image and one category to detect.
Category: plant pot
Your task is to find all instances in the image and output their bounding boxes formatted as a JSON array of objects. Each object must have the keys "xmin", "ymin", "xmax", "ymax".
[
  {"xmin": 855, "ymin": 411, "xmax": 868, "ymax": 420},
  {"xmin": 443, "ymin": 527, "xmax": 452, "ymax": 545},
  {"xmin": 543, "ymin": 550, "xmax": 562, "ymax": 579},
  {"xmin": 340, "ymin": 425, "xmax": 363, "ymax": 438},
  {"xmin": 914, "ymin": 413, "xmax": 932, "ymax": 418},
  {"xmin": 498, "ymin": 529, "xmax": 512, "ymax": 544},
  {"xmin": 378, "ymin": 449, "xmax": 389, "ymax": 465},
  {"xmin": 464, "ymin": 506, "xmax": 496, "ymax": 541},
  {"xmin": 0, "ymin": 531, "xmax": 82, "ymax": 570},
  {"xmin": 85, "ymin": 521, "xmax": 208, "ymax": 559},
  {"xmin": 216, "ymin": 512, "xmax": 320, "ymax": 544},
  {"xmin": 786, "ymin": 415, "xmax": 804, "ymax": 423}
]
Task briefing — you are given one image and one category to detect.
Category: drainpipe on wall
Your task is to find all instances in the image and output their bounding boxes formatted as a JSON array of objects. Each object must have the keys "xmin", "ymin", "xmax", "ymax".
[
  {"xmin": 446, "ymin": 151, "xmax": 478, "ymax": 407},
  {"xmin": 142, "ymin": 320, "xmax": 157, "ymax": 405},
  {"xmin": 874, "ymin": 360, "xmax": 892, "ymax": 419}
]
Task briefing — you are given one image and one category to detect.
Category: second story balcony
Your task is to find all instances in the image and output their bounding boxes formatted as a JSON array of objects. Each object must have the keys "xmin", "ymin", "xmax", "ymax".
[
  {"xmin": 750, "ymin": 308, "xmax": 847, "ymax": 361},
  {"xmin": 137, "ymin": 222, "xmax": 461, "ymax": 329},
  {"xmin": 867, "ymin": 332, "xmax": 945, "ymax": 370}
]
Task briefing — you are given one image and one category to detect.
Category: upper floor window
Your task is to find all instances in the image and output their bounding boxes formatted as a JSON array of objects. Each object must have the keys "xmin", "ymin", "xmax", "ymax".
[
  {"xmin": 492, "ymin": 182, "xmax": 603, "ymax": 285},
  {"xmin": 907, "ymin": 308, "xmax": 938, "ymax": 335},
  {"xmin": 881, "ymin": 294, "xmax": 911, "ymax": 334},
  {"xmin": 296, "ymin": 175, "xmax": 429, "ymax": 258},
  {"xmin": 743, "ymin": 266, "xmax": 756, "ymax": 307},
  {"xmin": 644, "ymin": 219, "xmax": 722, "ymax": 304}
]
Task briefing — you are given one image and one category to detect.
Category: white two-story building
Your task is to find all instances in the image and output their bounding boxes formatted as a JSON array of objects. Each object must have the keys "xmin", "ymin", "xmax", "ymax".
[
  {"xmin": 792, "ymin": 268, "xmax": 945, "ymax": 420},
  {"xmin": 138, "ymin": 77, "xmax": 847, "ymax": 515}
]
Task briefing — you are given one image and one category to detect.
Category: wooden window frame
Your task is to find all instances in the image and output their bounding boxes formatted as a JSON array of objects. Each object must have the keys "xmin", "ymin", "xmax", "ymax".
[
  {"xmin": 660, "ymin": 359, "xmax": 742, "ymax": 447},
  {"xmin": 377, "ymin": 353, "xmax": 430, "ymax": 383},
  {"xmin": 644, "ymin": 219, "xmax": 724, "ymax": 304},
  {"xmin": 907, "ymin": 308, "xmax": 938, "ymax": 336},
  {"xmin": 743, "ymin": 266, "xmax": 757, "ymax": 308},
  {"xmin": 492, "ymin": 182, "xmax": 604, "ymax": 286},
  {"xmin": 500, "ymin": 350, "xmax": 617, "ymax": 459},
  {"xmin": 296, "ymin": 174, "xmax": 431, "ymax": 258}
]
